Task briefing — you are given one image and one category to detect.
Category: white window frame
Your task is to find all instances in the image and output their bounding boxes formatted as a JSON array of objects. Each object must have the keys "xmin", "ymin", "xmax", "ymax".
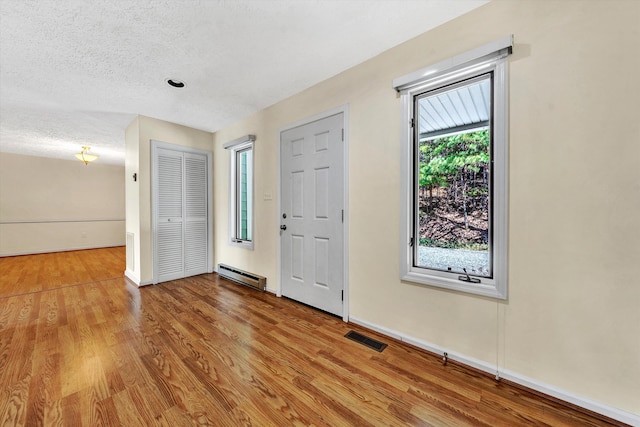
[
  {"xmin": 224, "ymin": 134, "xmax": 255, "ymax": 250},
  {"xmin": 395, "ymin": 36, "xmax": 512, "ymax": 299}
]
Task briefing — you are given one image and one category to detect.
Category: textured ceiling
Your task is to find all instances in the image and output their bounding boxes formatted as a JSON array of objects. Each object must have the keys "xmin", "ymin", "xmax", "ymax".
[{"xmin": 0, "ymin": 0, "xmax": 488, "ymax": 165}]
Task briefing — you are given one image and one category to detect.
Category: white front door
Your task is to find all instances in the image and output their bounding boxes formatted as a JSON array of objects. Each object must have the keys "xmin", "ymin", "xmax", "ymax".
[
  {"xmin": 280, "ymin": 112, "xmax": 344, "ymax": 316},
  {"xmin": 153, "ymin": 145, "xmax": 210, "ymax": 283}
]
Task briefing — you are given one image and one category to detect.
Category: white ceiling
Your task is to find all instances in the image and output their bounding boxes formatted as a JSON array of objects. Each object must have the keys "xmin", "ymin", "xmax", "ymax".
[{"xmin": 0, "ymin": 0, "xmax": 488, "ymax": 165}]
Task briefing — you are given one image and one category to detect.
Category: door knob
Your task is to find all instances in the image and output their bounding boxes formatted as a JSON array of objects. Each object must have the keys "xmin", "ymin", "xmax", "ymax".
[{"xmin": 280, "ymin": 225, "xmax": 287, "ymax": 230}]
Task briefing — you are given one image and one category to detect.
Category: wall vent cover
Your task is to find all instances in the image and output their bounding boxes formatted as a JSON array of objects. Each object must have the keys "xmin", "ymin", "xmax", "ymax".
[{"xmin": 344, "ymin": 330, "xmax": 387, "ymax": 352}]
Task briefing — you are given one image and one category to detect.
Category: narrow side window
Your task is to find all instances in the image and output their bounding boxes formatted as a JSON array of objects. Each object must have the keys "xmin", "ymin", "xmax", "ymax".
[{"xmin": 224, "ymin": 135, "xmax": 256, "ymax": 250}]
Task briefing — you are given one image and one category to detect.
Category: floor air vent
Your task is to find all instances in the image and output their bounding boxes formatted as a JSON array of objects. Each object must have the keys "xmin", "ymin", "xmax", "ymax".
[
  {"xmin": 217, "ymin": 263, "xmax": 266, "ymax": 292},
  {"xmin": 345, "ymin": 330, "xmax": 388, "ymax": 352}
]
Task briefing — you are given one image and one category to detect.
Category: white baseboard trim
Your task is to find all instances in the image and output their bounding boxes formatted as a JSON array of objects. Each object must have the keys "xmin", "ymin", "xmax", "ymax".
[
  {"xmin": 348, "ymin": 316, "xmax": 639, "ymax": 426},
  {"xmin": 0, "ymin": 244, "xmax": 124, "ymax": 258},
  {"xmin": 124, "ymin": 270, "xmax": 153, "ymax": 287},
  {"xmin": 265, "ymin": 286, "xmax": 277, "ymax": 295},
  {"xmin": 498, "ymin": 368, "xmax": 640, "ymax": 426},
  {"xmin": 124, "ymin": 269, "xmax": 139, "ymax": 285}
]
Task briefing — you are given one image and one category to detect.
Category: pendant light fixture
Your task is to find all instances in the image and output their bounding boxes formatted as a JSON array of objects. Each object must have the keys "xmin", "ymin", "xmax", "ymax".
[{"xmin": 75, "ymin": 146, "xmax": 98, "ymax": 165}]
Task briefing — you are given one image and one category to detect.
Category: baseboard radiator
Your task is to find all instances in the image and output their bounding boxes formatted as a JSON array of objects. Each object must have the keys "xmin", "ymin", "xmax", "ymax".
[{"xmin": 217, "ymin": 263, "xmax": 266, "ymax": 292}]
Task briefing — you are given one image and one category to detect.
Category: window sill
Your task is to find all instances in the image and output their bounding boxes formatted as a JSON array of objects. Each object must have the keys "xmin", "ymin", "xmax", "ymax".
[
  {"xmin": 401, "ymin": 269, "xmax": 506, "ymax": 300},
  {"xmin": 229, "ymin": 239, "xmax": 254, "ymax": 250}
]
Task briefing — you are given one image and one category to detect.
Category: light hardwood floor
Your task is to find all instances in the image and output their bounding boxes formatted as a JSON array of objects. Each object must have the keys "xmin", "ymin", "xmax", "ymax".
[
  {"xmin": 0, "ymin": 247, "xmax": 124, "ymax": 297},
  {"xmin": 0, "ymin": 248, "xmax": 622, "ymax": 426}
]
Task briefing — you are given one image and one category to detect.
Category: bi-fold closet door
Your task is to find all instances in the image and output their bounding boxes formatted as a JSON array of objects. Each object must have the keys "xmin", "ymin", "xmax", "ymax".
[{"xmin": 153, "ymin": 143, "xmax": 211, "ymax": 284}]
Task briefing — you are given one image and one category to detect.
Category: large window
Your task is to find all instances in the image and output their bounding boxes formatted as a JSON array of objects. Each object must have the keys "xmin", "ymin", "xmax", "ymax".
[
  {"xmin": 224, "ymin": 135, "xmax": 255, "ymax": 249},
  {"xmin": 395, "ymin": 36, "xmax": 512, "ymax": 299}
]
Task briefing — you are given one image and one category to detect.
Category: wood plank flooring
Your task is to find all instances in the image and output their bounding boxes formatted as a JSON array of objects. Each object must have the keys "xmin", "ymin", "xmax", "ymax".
[
  {"xmin": 0, "ymin": 248, "xmax": 623, "ymax": 426},
  {"xmin": 0, "ymin": 247, "xmax": 125, "ymax": 297}
]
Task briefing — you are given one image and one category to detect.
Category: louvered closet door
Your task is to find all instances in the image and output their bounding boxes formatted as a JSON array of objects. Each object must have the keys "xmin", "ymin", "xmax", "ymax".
[
  {"xmin": 184, "ymin": 152, "xmax": 208, "ymax": 276},
  {"xmin": 156, "ymin": 148, "xmax": 185, "ymax": 282},
  {"xmin": 155, "ymin": 147, "xmax": 209, "ymax": 283}
]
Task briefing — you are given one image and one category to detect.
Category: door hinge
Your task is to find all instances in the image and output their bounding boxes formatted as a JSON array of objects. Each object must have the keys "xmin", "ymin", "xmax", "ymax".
[
  {"xmin": 410, "ymin": 118, "xmax": 415, "ymax": 128},
  {"xmin": 409, "ymin": 237, "xmax": 414, "ymax": 247},
  {"xmin": 341, "ymin": 209, "xmax": 344, "ymax": 223},
  {"xmin": 341, "ymin": 290, "xmax": 344, "ymax": 301},
  {"xmin": 341, "ymin": 128, "xmax": 344, "ymax": 141}
]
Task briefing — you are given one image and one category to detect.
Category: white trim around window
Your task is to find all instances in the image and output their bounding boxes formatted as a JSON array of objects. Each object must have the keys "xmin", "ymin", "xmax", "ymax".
[
  {"xmin": 224, "ymin": 134, "xmax": 256, "ymax": 250},
  {"xmin": 396, "ymin": 36, "xmax": 512, "ymax": 299}
]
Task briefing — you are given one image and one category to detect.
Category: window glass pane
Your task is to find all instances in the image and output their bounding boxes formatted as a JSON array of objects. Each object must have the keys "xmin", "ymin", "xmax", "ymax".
[
  {"xmin": 415, "ymin": 75, "xmax": 491, "ymax": 278},
  {"xmin": 236, "ymin": 148, "xmax": 252, "ymax": 241}
]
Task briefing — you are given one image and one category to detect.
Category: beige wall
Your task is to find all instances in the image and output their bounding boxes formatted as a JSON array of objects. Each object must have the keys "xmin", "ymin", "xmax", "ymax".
[
  {"xmin": 212, "ymin": 0, "xmax": 640, "ymax": 415},
  {"xmin": 125, "ymin": 117, "xmax": 141, "ymax": 279},
  {"xmin": 213, "ymin": 115, "xmax": 281, "ymax": 287},
  {"xmin": 0, "ymin": 152, "xmax": 125, "ymax": 255},
  {"xmin": 125, "ymin": 115, "xmax": 213, "ymax": 283}
]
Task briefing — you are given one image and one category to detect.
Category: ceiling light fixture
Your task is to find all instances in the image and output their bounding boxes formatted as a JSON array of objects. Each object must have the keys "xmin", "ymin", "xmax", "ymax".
[
  {"xmin": 75, "ymin": 146, "xmax": 98, "ymax": 165},
  {"xmin": 166, "ymin": 78, "xmax": 185, "ymax": 88}
]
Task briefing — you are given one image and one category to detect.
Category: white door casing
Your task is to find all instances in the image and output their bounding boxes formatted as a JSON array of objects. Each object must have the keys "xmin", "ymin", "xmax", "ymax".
[
  {"xmin": 280, "ymin": 112, "xmax": 345, "ymax": 316},
  {"xmin": 152, "ymin": 142, "xmax": 212, "ymax": 284}
]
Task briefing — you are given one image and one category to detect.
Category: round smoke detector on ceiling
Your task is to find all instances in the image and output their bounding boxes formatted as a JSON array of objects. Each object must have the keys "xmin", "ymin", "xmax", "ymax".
[{"xmin": 166, "ymin": 78, "xmax": 185, "ymax": 88}]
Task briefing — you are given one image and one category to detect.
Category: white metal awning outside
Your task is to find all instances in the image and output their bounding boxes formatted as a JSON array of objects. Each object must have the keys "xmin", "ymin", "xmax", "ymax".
[{"xmin": 418, "ymin": 77, "xmax": 490, "ymax": 139}]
